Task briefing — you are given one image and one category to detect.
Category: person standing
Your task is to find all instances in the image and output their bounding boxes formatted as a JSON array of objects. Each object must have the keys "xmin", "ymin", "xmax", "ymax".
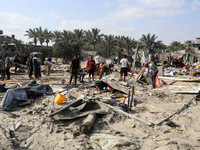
[
  {"xmin": 37, "ymin": 56, "xmax": 41, "ymax": 78},
  {"xmin": 119, "ymin": 55, "xmax": 129, "ymax": 81},
  {"xmin": 27, "ymin": 55, "xmax": 33, "ymax": 79},
  {"xmin": 69, "ymin": 54, "xmax": 80, "ymax": 85},
  {"xmin": 13, "ymin": 54, "xmax": 20, "ymax": 73},
  {"xmin": 0, "ymin": 56, "xmax": 5, "ymax": 81},
  {"xmin": 99, "ymin": 63, "xmax": 114, "ymax": 80},
  {"xmin": 86, "ymin": 55, "xmax": 96, "ymax": 82},
  {"xmin": 33, "ymin": 54, "xmax": 39, "ymax": 78},
  {"xmin": 4, "ymin": 53, "xmax": 11, "ymax": 80},
  {"xmin": 145, "ymin": 61, "xmax": 158, "ymax": 88}
]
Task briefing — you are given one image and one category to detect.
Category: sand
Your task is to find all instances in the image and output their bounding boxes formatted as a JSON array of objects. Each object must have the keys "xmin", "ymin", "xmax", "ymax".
[{"xmin": 0, "ymin": 66, "xmax": 200, "ymax": 150}]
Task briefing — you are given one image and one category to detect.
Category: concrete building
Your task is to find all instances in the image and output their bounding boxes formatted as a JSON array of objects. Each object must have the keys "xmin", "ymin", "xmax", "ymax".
[
  {"xmin": 0, "ymin": 30, "xmax": 16, "ymax": 51},
  {"xmin": 189, "ymin": 38, "xmax": 200, "ymax": 54}
]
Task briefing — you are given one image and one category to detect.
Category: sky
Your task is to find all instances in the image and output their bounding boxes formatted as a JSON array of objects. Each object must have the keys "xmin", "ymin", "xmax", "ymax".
[{"xmin": 0, "ymin": 0, "xmax": 200, "ymax": 45}]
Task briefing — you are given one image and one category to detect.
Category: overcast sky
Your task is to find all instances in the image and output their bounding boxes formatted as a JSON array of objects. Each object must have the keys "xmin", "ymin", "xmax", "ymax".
[{"xmin": 0, "ymin": 0, "xmax": 199, "ymax": 45}]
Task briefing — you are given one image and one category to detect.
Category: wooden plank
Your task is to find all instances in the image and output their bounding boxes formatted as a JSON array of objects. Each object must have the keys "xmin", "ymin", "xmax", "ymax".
[{"xmin": 159, "ymin": 76, "xmax": 200, "ymax": 82}]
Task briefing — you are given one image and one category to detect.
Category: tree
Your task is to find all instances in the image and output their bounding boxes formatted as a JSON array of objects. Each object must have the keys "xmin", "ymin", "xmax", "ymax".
[
  {"xmin": 154, "ymin": 40, "xmax": 165, "ymax": 51},
  {"xmin": 184, "ymin": 40, "xmax": 195, "ymax": 49},
  {"xmin": 43, "ymin": 28, "xmax": 52, "ymax": 46},
  {"xmin": 102, "ymin": 34, "xmax": 116, "ymax": 57},
  {"xmin": 36, "ymin": 26, "xmax": 45, "ymax": 46},
  {"xmin": 52, "ymin": 30, "xmax": 62, "ymax": 43},
  {"xmin": 140, "ymin": 33, "xmax": 158, "ymax": 50},
  {"xmin": 24, "ymin": 28, "xmax": 38, "ymax": 45},
  {"xmin": 170, "ymin": 41, "xmax": 185, "ymax": 51},
  {"xmin": 53, "ymin": 41, "xmax": 80, "ymax": 62},
  {"xmin": 86, "ymin": 28, "xmax": 103, "ymax": 55},
  {"xmin": 121, "ymin": 36, "xmax": 136, "ymax": 53},
  {"xmin": 72, "ymin": 29, "xmax": 86, "ymax": 47}
]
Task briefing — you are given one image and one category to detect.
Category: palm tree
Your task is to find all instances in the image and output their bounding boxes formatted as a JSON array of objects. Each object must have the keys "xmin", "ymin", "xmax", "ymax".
[
  {"xmin": 43, "ymin": 28, "xmax": 52, "ymax": 46},
  {"xmin": 62, "ymin": 30, "xmax": 73, "ymax": 43},
  {"xmin": 140, "ymin": 33, "xmax": 158, "ymax": 50},
  {"xmin": 72, "ymin": 29, "xmax": 86, "ymax": 47},
  {"xmin": 86, "ymin": 28, "xmax": 103, "ymax": 55},
  {"xmin": 24, "ymin": 28, "xmax": 38, "ymax": 45},
  {"xmin": 121, "ymin": 36, "xmax": 136, "ymax": 53},
  {"xmin": 52, "ymin": 30, "xmax": 62, "ymax": 43},
  {"xmin": 154, "ymin": 40, "xmax": 165, "ymax": 52},
  {"xmin": 170, "ymin": 41, "xmax": 185, "ymax": 51},
  {"xmin": 184, "ymin": 40, "xmax": 194, "ymax": 49},
  {"xmin": 102, "ymin": 34, "xmax": 116, "ymax": 57},
  {"xmin": 36, "ymin": 26, "xmax": 45, "ymax": 46}
]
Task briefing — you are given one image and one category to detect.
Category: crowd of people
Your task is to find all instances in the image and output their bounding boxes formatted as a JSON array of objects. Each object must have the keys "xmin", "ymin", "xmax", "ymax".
[{"xmin": 0, "ymin": 53, "xmax": 160, "ymax": 89}]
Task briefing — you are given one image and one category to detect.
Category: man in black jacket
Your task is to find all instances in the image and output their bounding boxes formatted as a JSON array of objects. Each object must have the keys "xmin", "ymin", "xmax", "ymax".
[{"xmin": 69, "ymin": 54, "xmax": 80, "ymax": 85}]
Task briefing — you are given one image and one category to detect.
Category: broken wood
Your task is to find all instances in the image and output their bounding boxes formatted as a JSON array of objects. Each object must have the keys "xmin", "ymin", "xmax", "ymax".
[
  {"xmin": 129, "ymin": 86, "xmax": 134, "ymax": 111},
  {"xmin": 80, "ymin": 113, "xmax": 97, "ymax": 134},
  {"xmin": 159, "ymin": 77, "xmax": 200, "ymax": 82},
  {"xmin": 136, "ymin": 68, "xmax": 145, "ymax": 81},
  {"xmin": 13, "ymin": 78, "xmax": 22, "ymax": 87},
  {"xmin": 127, "ymin": 91, "xmax": 130, "ymax": 112},
  {"xmin": 131, "ymin": 42, "xmax": 139, "ymax": 76}
]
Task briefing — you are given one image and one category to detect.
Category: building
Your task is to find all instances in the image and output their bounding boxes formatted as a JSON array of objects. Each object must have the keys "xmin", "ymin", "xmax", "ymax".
[
  {"xmin": 0, "ymin": 30, "xmax": 16, "ymax": 51},
  {"xmin": 189, "ymin": 38, "xmax": 200, "ymax": 54}
]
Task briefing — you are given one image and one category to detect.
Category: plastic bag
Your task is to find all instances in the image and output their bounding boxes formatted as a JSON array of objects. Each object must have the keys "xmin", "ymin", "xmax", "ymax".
[{"xmin": 90, "ymin": 134, "xmax": 131, "ymax": 150}]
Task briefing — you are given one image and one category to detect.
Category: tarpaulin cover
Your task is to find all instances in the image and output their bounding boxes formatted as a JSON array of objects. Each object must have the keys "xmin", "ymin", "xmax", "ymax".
[{"xmin": 1, "ymin": 88, "xmax": 28, "ymax": 110}]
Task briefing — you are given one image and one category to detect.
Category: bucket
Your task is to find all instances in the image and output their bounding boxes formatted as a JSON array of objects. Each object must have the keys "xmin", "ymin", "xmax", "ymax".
[{"xmin": 54, "ymin": 93, "xmax": 66, "ymax": 104}]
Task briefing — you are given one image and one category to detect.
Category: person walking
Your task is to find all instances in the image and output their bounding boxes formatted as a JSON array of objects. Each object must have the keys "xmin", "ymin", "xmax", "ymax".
[
  {"xmin": 4, "ymin": 53, "xmax": 11, "ymax": 80},
  {"xmin": 144, "ymin": 61, "xmax": 159, "ymax": 88},
  {"xmin": 33, "ymin": 54, "xmax": 39, "ymax": 78},
  {"xmin": 69, "ymin": 54, "xmax": 80, "ymax": 85},
  {"xmin": 27, "ymin": 55, "xmax": 33, "ymax": 79},
  {"xmin": 0, "ymin": 56, "xmax": 5, "ymax": 81},
  {"xmin": 119, "ymin": 55, "xmax": 129, "ymax": 81},
  {"xmin": 99, "ymin": 63, "xmax": 114, "ymax": 80},
  {"xmin": 86, "ymin": 55, "xmax": 96, "ymax": 82}
]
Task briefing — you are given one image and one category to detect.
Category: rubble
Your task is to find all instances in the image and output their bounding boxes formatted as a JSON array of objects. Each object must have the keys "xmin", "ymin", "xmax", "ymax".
[{"xmin": 0, "ymin": 58, "xmax": 200, "ymax": 150}]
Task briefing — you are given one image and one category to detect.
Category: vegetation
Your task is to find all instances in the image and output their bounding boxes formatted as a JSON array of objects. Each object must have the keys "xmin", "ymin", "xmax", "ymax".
[{"xmin": 23, "ymin": 27, "xmax": 193, "ymax": 61}]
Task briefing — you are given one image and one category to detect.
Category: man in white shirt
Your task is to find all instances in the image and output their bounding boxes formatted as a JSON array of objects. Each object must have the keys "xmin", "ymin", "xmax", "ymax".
[{"xmin": 119, "ymin": 55, "xmax": 129, "ymax": 81}]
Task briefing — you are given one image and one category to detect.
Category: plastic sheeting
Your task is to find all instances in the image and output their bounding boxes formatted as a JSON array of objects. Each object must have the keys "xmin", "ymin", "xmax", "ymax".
[{"xmin": 1, "ymin": 88, "xmax": 28, "ymax": 110}]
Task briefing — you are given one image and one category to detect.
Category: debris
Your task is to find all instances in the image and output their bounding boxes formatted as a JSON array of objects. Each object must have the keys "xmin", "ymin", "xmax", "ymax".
[
  {"xmin": 80, "ymin": 113, "xmax": 97, "ymax": 134},
  {"xmin": 104, "ymin": 102, "xmax": 153, "ymax": 126},
  {"xmin": 8, "ymin": 117, "xmax": 22, "ymax": 131},
  {"xmin": 157, "ymin": 93, "xmax": 199, "ymax": 125},
  {"xmin": 90, "ymin": 134, "xmax": 132, "ymax": 149}
]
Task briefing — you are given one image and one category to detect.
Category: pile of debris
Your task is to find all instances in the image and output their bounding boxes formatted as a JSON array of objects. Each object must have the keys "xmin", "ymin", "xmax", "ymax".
[{"xmin": 0, "ymin": 63, "xmax": 200, "ymax": 150}]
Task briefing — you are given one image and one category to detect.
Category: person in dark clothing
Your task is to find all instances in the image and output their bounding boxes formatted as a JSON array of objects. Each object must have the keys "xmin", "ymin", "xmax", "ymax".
[
  {"xmin": 4, "ymin": 53, "xmax": 11, "ymax": 80},
  {"xmin": 99, "ymin": 63, "xmax": 114, "ymax": 80},
  {"xmin": 69, "ymin": 54, "xmax": 80, "ymax": 85},
  {"xmin": 13, "ymin": 54, "xmax": 20, "ymax": 73},
  {"xmin": 145, "ymin": 62, "xmax": 158, "ymax": 88},
  {"xmin": 33, "ymin": 54, "xmax": 39, "ymax": 78},
  {"xmin": 28, "ymin": 55, "xmax": 33, "ymax": 79}
]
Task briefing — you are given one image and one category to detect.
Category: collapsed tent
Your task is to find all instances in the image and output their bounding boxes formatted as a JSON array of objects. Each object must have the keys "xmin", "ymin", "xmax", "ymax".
[{"xmin": 1, "ymin": 81, "xmax": 65, "ymax": 110}]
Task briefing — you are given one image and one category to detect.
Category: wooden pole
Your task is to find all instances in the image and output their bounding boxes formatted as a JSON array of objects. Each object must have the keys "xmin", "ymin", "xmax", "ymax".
[
  {"xmin": 80, "ymin": 113, "xmax": 97, "ymax": 134},
  {"xmin": 129, "ymin": 86, "xmax": 134, "ymax": 110},
  {"xmin": 131, "ymin": 42, "xmax": 139, "ymax": 76}
]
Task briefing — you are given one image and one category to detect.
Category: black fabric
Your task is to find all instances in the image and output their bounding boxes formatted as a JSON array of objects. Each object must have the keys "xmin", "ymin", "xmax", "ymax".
[
  {"xmin": 120, "ymin": 67, "xmax": 128, "ymax": 76},
  {"xmin": 71, "ymin": 58, "xmax": 80, "ymax": 69},
  {"xmin": 70, "ymin": 69, "xmax": 78, "ymax": 85}
]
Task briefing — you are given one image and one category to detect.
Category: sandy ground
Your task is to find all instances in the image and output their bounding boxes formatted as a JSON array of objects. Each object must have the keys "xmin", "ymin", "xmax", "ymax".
[{"xmin": 0, "ymin": 65, "xmax": 200, "ymax": 150}]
